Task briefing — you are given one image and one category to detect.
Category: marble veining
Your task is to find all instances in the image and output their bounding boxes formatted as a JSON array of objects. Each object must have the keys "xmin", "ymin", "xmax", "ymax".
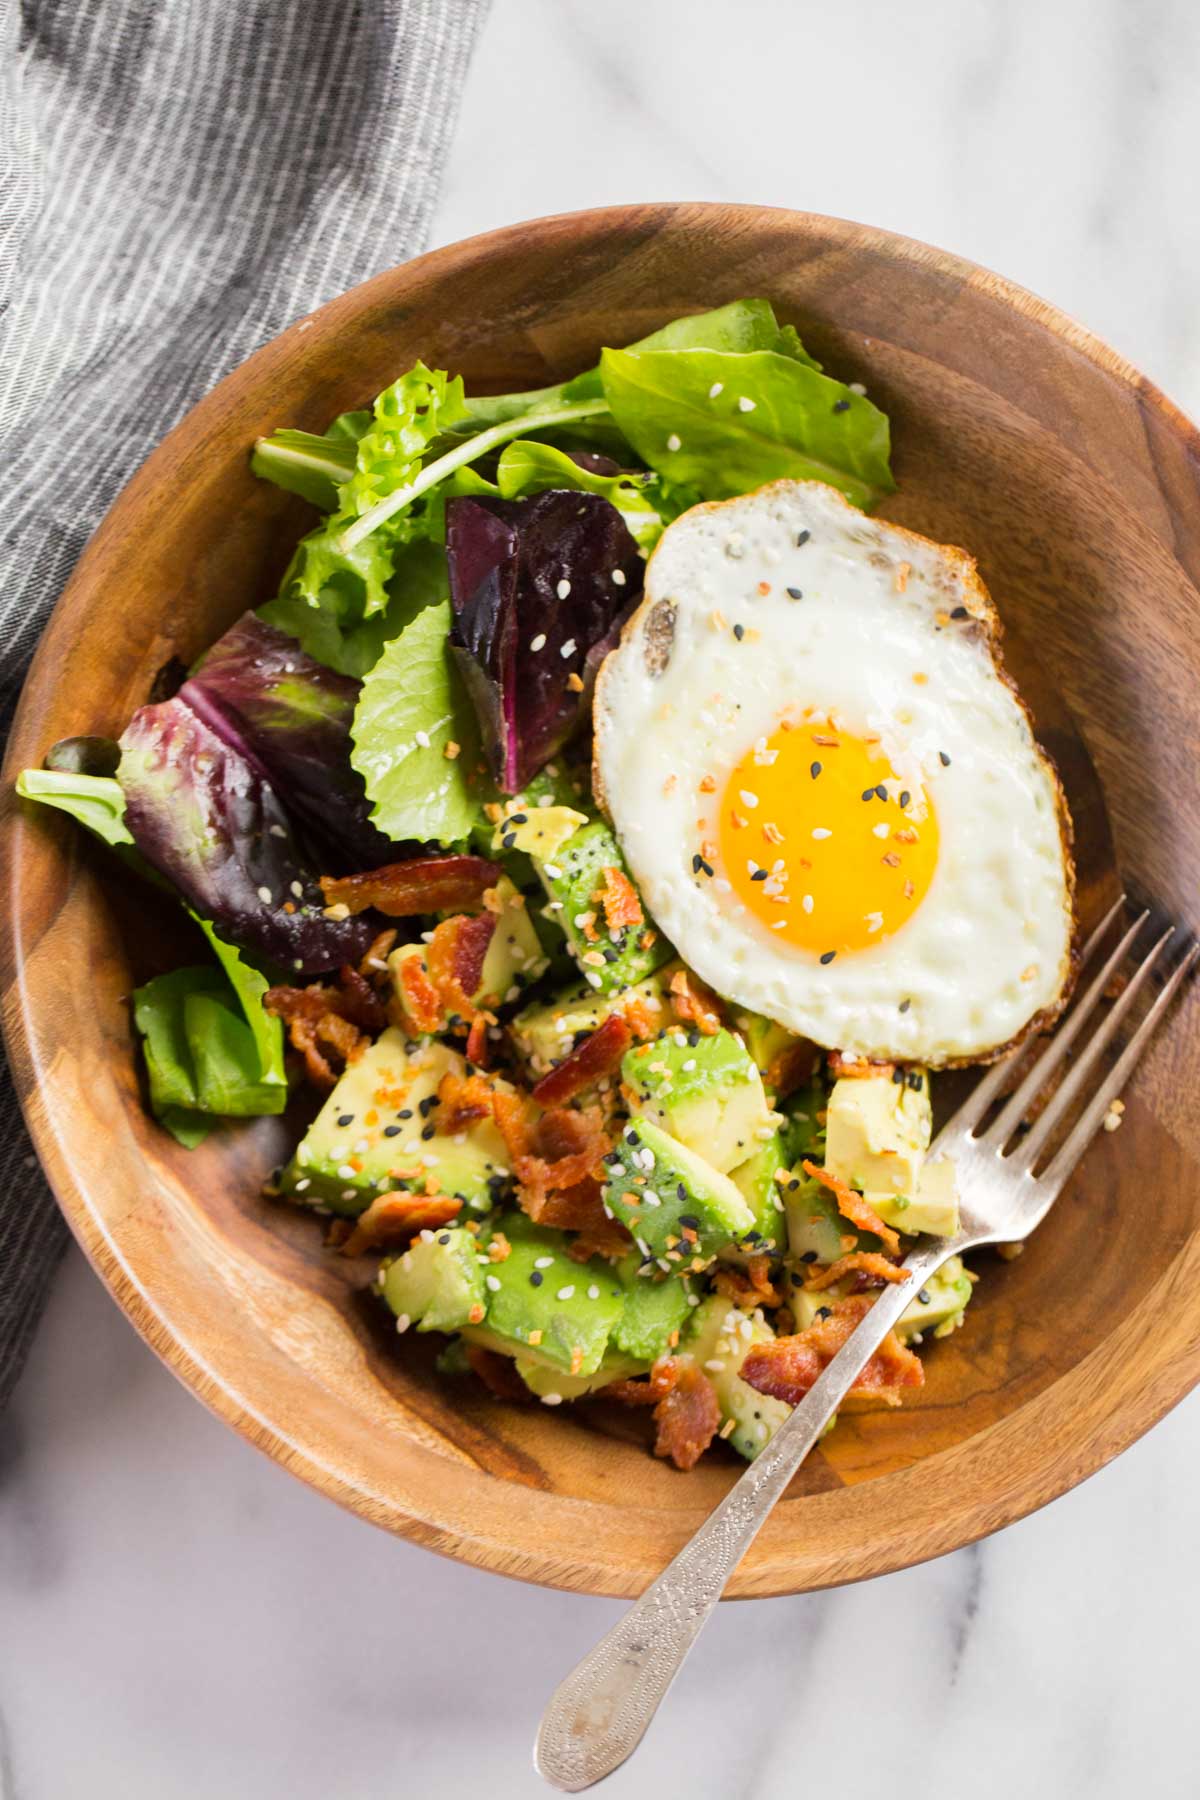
[{"xmin": 3, "ymin": 1, "xmax": 1199, "ymax": 1794}]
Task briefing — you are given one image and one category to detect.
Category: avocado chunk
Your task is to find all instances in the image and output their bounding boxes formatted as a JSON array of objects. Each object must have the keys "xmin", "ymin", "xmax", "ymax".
[
  {"xmin": 516, "ymin": 1348, "xmax": 645, "ymax": 1401},
  {"xmin": 603, "ymin": 1118, "xmax": 755, "ymax": 1264},
  {"xmin": 379, "ymin": 1227, "xmax": 487, "ymax": 1334},
  {"xmin": 278, "ymin": 1032, "xmax": 510, "ymax": 1215},
  {"xmin": 871, "ymin": 1155, "xmax": 961, "ymax": 1238},
  {"xmin": 468, "ymin": 1215, "xmax": 624, "ymax": 1376},
  {"xmin": 530, "ymin": 811, "xmax": 672, "ymax": 995},
  {"xmin": 725, "ymin": 1132, "xmax": 788, "ymax": 1259},
  {"xmin": 493, "ymin": 801, "xmax": 590, "ymax": 861},
  {"xmin": 782, "ymin": 1168, "xmax": 858, "ymax": 1265},
  {"xmin": 510, "ymin": 961, "xmax": 680, "ymax": 1078},
  {"xmin": 622, "ymin": 1027, "xmax": 776, "ymax": 1174},
  {"xmin": 824, "ymin": 1071, "xmax": 931, "ymax": 1199},
  {"xmin": 684, "ymin": 1294, "xmax": 791, "ymax": 1461},
  {"xmin": 777, "ymin": 1076, "xmax": 827, "ymax": 1166},
  {"xmin": 730, "ymin": 1007, "xmax": 809, "ymax": 1093},
  {"xmin": 612, "ymin": 1253, "xmax": 697, "ymax": 1362},
  {"xmin": 895, "ymin": 1255, "xmax": 973, "ymax": 1342},
  {"xmin": 387, "ymin": 876, "xmax": 548, "ymax": 1018}
]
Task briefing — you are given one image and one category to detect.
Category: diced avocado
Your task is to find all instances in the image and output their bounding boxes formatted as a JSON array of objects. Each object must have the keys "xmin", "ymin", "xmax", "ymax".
[
  {"xmin": 788, "ymin": 1281, "xmax": 848, "ymax": 1333},
  {"xmin": 278, "ymin": 1032, "xmax": 510, "ymax": 1215},
  {"xmin": 494, "ymin": 802, "xmax": 590, "ymax": 861},
  {"xmin": 531, "ymin": 812, "xmax": 672, "ymax": 995},
  {"xmin": 824, "ymin": 1071, "xmax": 931, "ymax": 1199},
  {"xmin": 871, "ymin": 1156, "xmax": 961, "ymax": 1238},
  {"xmin": 468, "ymin": 1215, "xmax": 624, "ymax": 1376},
  {"xmin": 477, "ymin": 877, "xmax": 550, "ymax": 1002},
  {"xmin": 435, "ymin": 1337, "xmax": 472, "ymax": 1375},
  {"xmin": 603, "ymin": 1118, "xmax": 755, "ymax": 1264},
  {"xmin": 725, "ymin": 1132, "xmax": 788, "ymax": 1260},
  {"xmin": 895, "ymin": 1255, "xmax": 974, "ymax": 1342},
  {"xmin": 516, "ymin": 1348, "xmax": 644, "ymax": 1401},
  {"xmin": 379, "ymin": 1227, "xmax": 487, "ymax": 1334},
  {"xmin": 730, "ymin": 1008, "xmax": 808, "ymax": 1093},
  {"xmin": 510, "ymin": 961, "xmax": 679, "ymax": 1078},
  {"xmin": 782, "ymin": 1170, "xmax": 852, "ymax": 1265},
  {"xmin": 621, "ymin": 1027, "xmax": 775, "ymax": 1174},
  {"xmin": 684, "ymin": 1294, "xmax": 791, "ymax": 1461},
  {"xmin": 612, "ymin": 1254, "xmax": 696, "ymax": 1362},
  {"xmin": 777, "ymin": 1077, "xmax": 827, "ymax": 1166}
]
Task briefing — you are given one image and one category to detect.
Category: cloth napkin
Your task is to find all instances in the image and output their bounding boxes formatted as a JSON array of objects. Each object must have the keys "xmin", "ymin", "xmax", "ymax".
[{"xmin": 0, "ymin": 0, "xmax": 491, "ymax": 1407}]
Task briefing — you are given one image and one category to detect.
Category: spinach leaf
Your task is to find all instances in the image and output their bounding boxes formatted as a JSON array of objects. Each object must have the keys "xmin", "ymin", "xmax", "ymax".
[
  {"xmin": 194, "ymin": 917, "xmax": 286, "ymax": 1095},
  {"xmin": 599, "ymin": 347, "xmax": 894, "ymax": 510},
  {"xmin": 566, "ymin": 296, "xmax": 821, "ymax": 399},
  {"xmin": 350, "ymin": 598, "xmax": 489, "ymax": 845},
  {"xmin": 133, "ymin": 961, "xmax": 287, "ymax": 1146}
]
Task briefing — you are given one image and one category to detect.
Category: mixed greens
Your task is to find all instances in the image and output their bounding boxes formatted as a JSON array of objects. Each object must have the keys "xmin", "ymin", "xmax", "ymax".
[{"xmin": 17, "ymin": 298, "xmax": 978, "ymax": 1468}]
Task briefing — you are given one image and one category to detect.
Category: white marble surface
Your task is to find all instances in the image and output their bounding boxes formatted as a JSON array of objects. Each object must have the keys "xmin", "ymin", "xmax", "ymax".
[{"xmin": 4, "ymin": 3, "xmax": 1200, "ymax": 1796}]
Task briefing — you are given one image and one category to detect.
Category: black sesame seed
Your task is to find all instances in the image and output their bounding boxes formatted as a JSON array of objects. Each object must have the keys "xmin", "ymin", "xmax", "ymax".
[
  {"xmin": 687, "ymin": 1028, "xmax": 700, "ymax": 1047},
  {"xmin": 398, "ymin": 1108, "xmax": 413, "ymax": 1120},
  {"xmin": 602, "ymin": 945, "xmax": 620, "ymax": 963},
  {"xmin": 677, "ymin": 1181, "xmax": 688, "ymax": 1201},
  {"xmin": 861, "ymin": 786, "xmax": 876, "ymax": 802},
  {"xmin": 421, "ymin": 1122, "xmax": 436, "ymax": 1140},
  {"xmin": 939, "ymin": 750, "xmax": 952, "ymax": 767},
  {"xmin": 820, "ymin": 950, "xmax": 836, "ymax": 965},
  {"xmin": 900, "ymin": 790, "xmax": 911, "ymax": 810},
  {"xmin": 832, "ymin": 398, "xmax": 851, "ymax": 413},
  {"xmin": 383, "ymin": 1124, "xmax": 402, "ymax": 1138},
  {"xmin": 796, "ymin": 529, "xmax": 811, "ymax": 547},
  {"xmin": 790, "ymin": 1270, "xmax": 803, "ymax": 1285},
  {"xmin": 918, "ymin": 1288, "xmax": 932, "ymax": 1305},
  {"xmin": 502, "ymin": 832, "xmax": 517, "ymax": 850},
  {"xmin": 786, "ymin": 585, "xmax": 803, "ymax": 600},
  {"xmin": 733, "ymin": 623, "xmax": 745, "ymax": 641},
  {"xmin": 751, "ymin": 866, "xmax": 768, "ymax": 882},
  {"xmin": 529, "ymin": 1270, "xmax": 544, "ymax": 1287},
  {"xmin": 951, "ymin": 605, "xmax": 970, "ymax": 620},
  {"xmin": 508, "ymin": 812, "xmax": 527, "ymax": 825},
  {"xmin": 418, "ymin": 1095, "xmax": 438, "ymax": 1117},
  {"xmin": 899, "ymin": 998, "xmax": 911, "ymax": 1013},
  {"xmin": 811, "ymin": 761, "xmax": 822, "ymax": 779},
  {"xmin": 678, "ymin": 1214, "xmax": 700, "ymax": 1230},
  {"xmin": 800, "ymin": 1249, "xmax": 818, "ymax": 1264},
  {"xmin": 892, "ymin": 1067, "xmax": 906, "ymax": 1085},
  {"xmin": 692, "ymin": 853, "xmax": 703, "ymax": 874},
  {"xmin": 698, "ymin": 858, "xmax": 714, "ymax": 877},
  {"xmin": 437, "ymin": 1233, "xmax": 451, "ymax": 1245},
  {"xmin": 907, "ymin": 1071, "xmax": 923, "ymax": 1091},
  {"xmin": 875, "ymin": 783, "xmax": 888, "ymax": 802},
  {"xmin": 626, "ymin": 1130, "xmax": 641, "ymax": 1146},
  {"xmin": 337, "ymin": 1113, "xmax": 354, "ymax": 1128},
  {"xmin": 816, "ymin": 1306, "xmax": 833, "ymax": 1320}
]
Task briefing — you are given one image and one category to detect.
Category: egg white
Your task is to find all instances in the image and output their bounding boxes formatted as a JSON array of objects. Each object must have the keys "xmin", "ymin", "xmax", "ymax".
[{"xmin": 593, "ymin": 480, "xmax": 1075, "ymax": 1066}]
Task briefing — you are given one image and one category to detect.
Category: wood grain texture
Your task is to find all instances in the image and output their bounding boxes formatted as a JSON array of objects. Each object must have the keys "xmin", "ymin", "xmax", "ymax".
[{"xmin": 3, "ymin": 204, "xmax": 1199, "ymax": 1598}]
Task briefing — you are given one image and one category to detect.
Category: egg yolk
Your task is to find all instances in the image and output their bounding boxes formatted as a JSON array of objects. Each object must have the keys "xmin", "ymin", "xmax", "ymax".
[{"xmin": 714, "ymin": 718, "xmax": 939, "ymax": 957}]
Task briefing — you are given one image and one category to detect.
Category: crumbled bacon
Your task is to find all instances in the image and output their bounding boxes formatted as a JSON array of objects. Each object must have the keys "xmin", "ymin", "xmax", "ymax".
[
  {"xmin": 436, "ymin": 1071, "xmax": 495, "ymax": 1134},
  {"xmin": 264, "ymin": 984, "xmax": 370, "ymax": 1089},
  {"xmin": 803, "ymin": 1251, "xmax": 911, "ymax": 1291},
  {"xmin": 713, "ymin": 1255, "xmax": 780, "ymax": 1309},
  {"xmin": 319, "ymin": 853, "xmax": 500, "ymax": 917},
  {"xmin": 765, "ymin": 1039, "xmax": 818, "ymax": 1098},
  {"xmin": 523, "ymin": 1175, "xmax": 632, "ymax": 1259},
  {"xmin": 603, "ymin": 1355, "xmax": 683, "ymax": 1407},
  {"xmin": 669, "ymin": 968, "xmax": 723, "ymax": 1035},
  {"xmin": 338, "ymin": 1192, "xmax": 461, "ymax": 1256},
  {"xmin": 390, "ymin": 950, "xmax": 443, "ymax": 1037},
  {"xmin": 531, "ymin": 1014, "xmax": 632, "ymax": 1107},
  {"xmin": 427, "ymin": 911, "xmax": 496, "ymax": 1017},
  {"xmin": 465, "ymin": 1012, "xmax": 491, "ymax": 1068},
  {"xmin": 358, "ymin": 928, "xmax": 398, "ymax": 977},
  {"xmin": 464, "ymin": 1345, "xmax": 533, "ymax": 1403},
  {"xmin": 741, "ymin": 1293, "xmax": 923, "ymax": 1407},
  {"xmin": 801, "ymin": 1159, "xmax": 901, "ymax": 1256},
  {"xmin": 606, "ymin": 1358, "xmax": 720, "ymax": 1468},
  {"xmin": 826, "ymin": 1050, "xmax": 895, "ymax": 1081},
  {"xmin": 336, "ymin": 963, "xmax": 388, "ymax": 1034},
  {"xmin": 595, "ymin": 865, "xmax": 644, "ymax": 933}
]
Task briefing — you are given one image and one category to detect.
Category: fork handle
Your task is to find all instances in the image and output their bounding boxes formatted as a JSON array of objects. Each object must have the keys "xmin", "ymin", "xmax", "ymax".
[{"xmin": 535, "ymin": 1238, "xmax": 960, "ymax": 1792}]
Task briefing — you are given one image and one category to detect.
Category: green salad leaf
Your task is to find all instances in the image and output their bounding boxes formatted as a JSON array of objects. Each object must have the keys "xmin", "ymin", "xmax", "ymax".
[
  {"xmin": 259, "ymin": 536, "xmax": 449, "ymax": 677},
  {"xmin": 133, "ymin": 962, "xmax": 287, "ymax": 1147},
  {"xmin": 16, "ymin": 768, "xmax": 133, "ymax": 850},
  {"xmin": 250, "ymin": 430, "xmax": 358, "ymax": 510},
  {"xmin": 599, "ymin": 347, "xmax": 894, "ymax": 510},
  {"xmin": 565, "ymin": 296, "xmax": 821, "ymax": 400},
  {"xmin": 351, "ymin": 598, "xmax": 489, "ymax": 845},
  {"xmin": 494, "ymin": 439, "xmax": 670, "ymax": 551},
  {"xmin": 194, "ymin": 916, "xmax": 286, "ymax": 1094}
]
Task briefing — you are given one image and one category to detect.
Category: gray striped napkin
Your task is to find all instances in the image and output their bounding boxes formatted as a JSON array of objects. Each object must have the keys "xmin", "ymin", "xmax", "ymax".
[{"xmin": 0, "ymin": 0, "xmax": 491, "ymax": 1407}]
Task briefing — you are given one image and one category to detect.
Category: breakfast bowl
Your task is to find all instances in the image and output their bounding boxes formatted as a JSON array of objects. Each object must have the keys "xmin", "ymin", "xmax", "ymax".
[{"xmin": 4, "ymin": 203, "xmax": 1200, "ymax": 1598}]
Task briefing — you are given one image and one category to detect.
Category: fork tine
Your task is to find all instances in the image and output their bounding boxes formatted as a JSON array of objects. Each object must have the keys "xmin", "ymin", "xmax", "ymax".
[
  {"xmin": 1035, "ymin": 941, "xmax": 1200, "ymax": 1195},
  {"xmin": 1006, "ymin": 924, "xmax": 1178, "ymax": 1171},
  {"xmin": 979, "ymin": 906, "xmax": 1149, "ymax": 1148},
  {"xmin": 931, "ymin": 891, "xmax": 1127, "ymax": 1152}
]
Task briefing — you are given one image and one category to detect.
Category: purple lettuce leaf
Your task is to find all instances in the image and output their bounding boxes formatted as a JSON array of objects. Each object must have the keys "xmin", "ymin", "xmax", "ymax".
[
  {"xmin": 118, "ymin": 698, "xmax": 376, "ymax": 974},
  {"xmin": 181, "ymin": 614, "xmax": 395, "ymax": 870},
  {"xmin": 445, "ymin": 491, "xmax": 641, "ymax": 794}
]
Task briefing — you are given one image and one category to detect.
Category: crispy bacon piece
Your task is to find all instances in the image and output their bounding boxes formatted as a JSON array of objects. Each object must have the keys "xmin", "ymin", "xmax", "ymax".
[
  {"xmin": 741, "ymin": 1293, "xmax": 923, "ymax": 1408},
  {"xmin": 338, "ymin": 1192, "xmax": 461, "ymax": 1256},
  {"xmin": 336, "ymin": 963, "xmax": 388, "ymax": 1034},
  {"xmin": 531, "ymin": 1014, "xmax": 632, "ymax": 1107},
  {"xmin": 264, "ymin": 984, "xmax": 370, "ymax": 1089},
  {"xmin": 566, "ymin": 1207, "xmax": 635, "ymax": 1262},
  {"xmin": 359, "ymin": 928, "xmax": 398, "ymax": 977},
  {"xmin": 392, "ymin": 951, "xmax": 443, "ymax": 1036},
  {"xmin": 622, "ymin": 996, "xmax": 665, "ymax": 1041},
  {"xmin": 436, "ymin": 1071, "xmax": 495, "ymax": 1134},
  {"xmin": 713, "ymin": 1255, "xmax": 780, "ymax": 1309},
  {"xmin": 595, "ymin": 865, "xmax": 644, "ymax": 933},
  {"xmin": 652, "ymin": 1360, "xmax": 721, "ymax": 1469},
  {"xmin": 826, "ymin": 1049, "xmax": 895, "ymax": 1081},
  {"xmin": 603, "ymin": 1355, "xmax": 683, "ymax": 1407},
  {"xmin": 521, "ymin": 1174, "xmax": 632, "ymax": 1260},
  {"xmin": 465, "ymin": 1012, "xmax": 491, "ymax": 1068},
  {"xmin": 803, "ymin": 1252, "xmax": 911, "ymax": 1292},
  {"xmin": 320, "ymin": 853, "xmax": 500, "ymax": 918},
  {"xmin": 801, "ymin": 1159, "xmax": 901, "ymax": 1256},
  {"xmin": 427, "ymin": 911, "xmax": 496, "ymax": 1017},
  {"xmin": 519, "ymin": 1107, "xmax": 611, "ymax": 1211},
  {"xmin": 464, "ymin": 1344, "xmax": 533, "ymax": 1403},
  {"xmin": 669, "ymin": 968, "xmax": 723, "ymax": 1035},
  {"xmin": 766, "ymin": 1039, "xmax": 819, "ymax": 1098}
]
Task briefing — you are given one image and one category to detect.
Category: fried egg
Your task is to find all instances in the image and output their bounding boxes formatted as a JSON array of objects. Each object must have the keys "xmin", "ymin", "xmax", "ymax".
[{"xmin": 593, "ymin": 481, "xmax": 1075, "ymax": 1065}]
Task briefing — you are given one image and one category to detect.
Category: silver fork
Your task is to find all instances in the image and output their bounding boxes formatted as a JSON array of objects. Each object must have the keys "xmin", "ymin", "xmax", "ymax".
[{"xmin": 535, "ymin": 895, "xmax": 1198, "ymax": 1793}]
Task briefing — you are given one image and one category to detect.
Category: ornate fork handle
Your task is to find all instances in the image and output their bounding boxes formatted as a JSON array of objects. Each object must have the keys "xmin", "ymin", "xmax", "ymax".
[{"xmin": 535, "ymin": 1236, "xmax": 960, "ymax": 1792}]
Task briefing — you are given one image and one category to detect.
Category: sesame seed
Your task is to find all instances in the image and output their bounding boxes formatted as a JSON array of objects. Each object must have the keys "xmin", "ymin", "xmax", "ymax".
[
  {"xmin": 812, "ymin": 827, "xmax": 831, "ymax": 840},
  {"xmin": 786, "ymin": 586, "xmax": 803, "ymax": 600},
  {"xmin": 666, "ymin": 433, "xmax": 682, "ymax": 452},
  {"xmin": 708, "ymin": 381, "xmax": 724, "ymax": 398},
  {"xmin": 704, "ymin": 1359, "xmax": 727, "ymax": 1373},
  {"xmin": 534, "ymin": 1255, "xmax": 554, "ymax": 1267},
  {"xmin": 733, "ymin": 623, "xmax": 745, "ymax": 641},
  {"xmin": 939, "ymin": 750, "xmax": 952, "ymax": 766},
  {"xmin": 256, "ymin": 885, "xmax": 273, "ymax": 904},
  {"xmin": 810, "ymin": 761, "xmax": 822, "ymax": 778},
  {"xmin": 529, "ymin": 1270, "xmax": 544, "ymax": 1286},
  {"xmin": 832, "ymin": 398, "xmax": 851, "ymax": 413},
  {"xmin": 750, "ymin": 866, "xmax": 767, "ymax": 882},
  {"xmin": 541, "ymin": 1393, "xmax": 563, "ymax": 1406},
  {"xmin": 485, "ymin": 1274, "xmax": 501, "ymax": 1291},
  {"xmin": 395, "ymin": 1313, "xmax": 411, "ymax": 1334},
  {"xmin": 559, "ymin": 638, "xmax": 576, "ymax": 658},
  {"xmin": 900, "ymin": 791, "xmax": 911, "ymax": 809},
  {"xmin": 290, "ymin": 880, "xmax": 304, "ymax": 899},
  {"xmin": 796, "ymin": 529, "xmax": 810, "ymax": 546},
  {"xmin": 738, "ymin": 789, "xmax": 759, "ymax": 808},
  {"xmin": 849, "ymin": 381, "xmax": 867, "ymax": 396},
  {"xmin": 820, "ymin": 950, "xmax": 837, "ymax": 965},
  {"xmin": 612, "ymin": 568, "xmax": 627, "ymax": 586},
  {"xmin": 557, "ymin": 579, "xmax": 572, "ymax": 599},
  {"xmin": 873, "ymin": 822, "xmax": 889, "ymax": 838},
  {"xmin": 414, "ymin": 729, "xmax": 431, "ymax": 749},
  {"xmin": 530, "ymin": 633, "xmax": 547, "ymax": 651},
  {"xmin": 737, "ymin": 396, "xmax": 756, "ymax": 412},
  {"xmin": 802, "ymin": 894, "xmax": 814, "ymax": 912},
  {"xmin": 951, "ymin": 605, "xmax": 970, "ymax": 620},
  {"xmin": 899, "ymin": 998, "xmax": 911, "ymax": 1012}
]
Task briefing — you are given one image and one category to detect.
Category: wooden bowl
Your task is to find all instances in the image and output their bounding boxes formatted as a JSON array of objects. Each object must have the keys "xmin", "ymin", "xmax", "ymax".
[{"xmin": 4, "ymin": 204, "xmax": 1200, "ymax": 1598}]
